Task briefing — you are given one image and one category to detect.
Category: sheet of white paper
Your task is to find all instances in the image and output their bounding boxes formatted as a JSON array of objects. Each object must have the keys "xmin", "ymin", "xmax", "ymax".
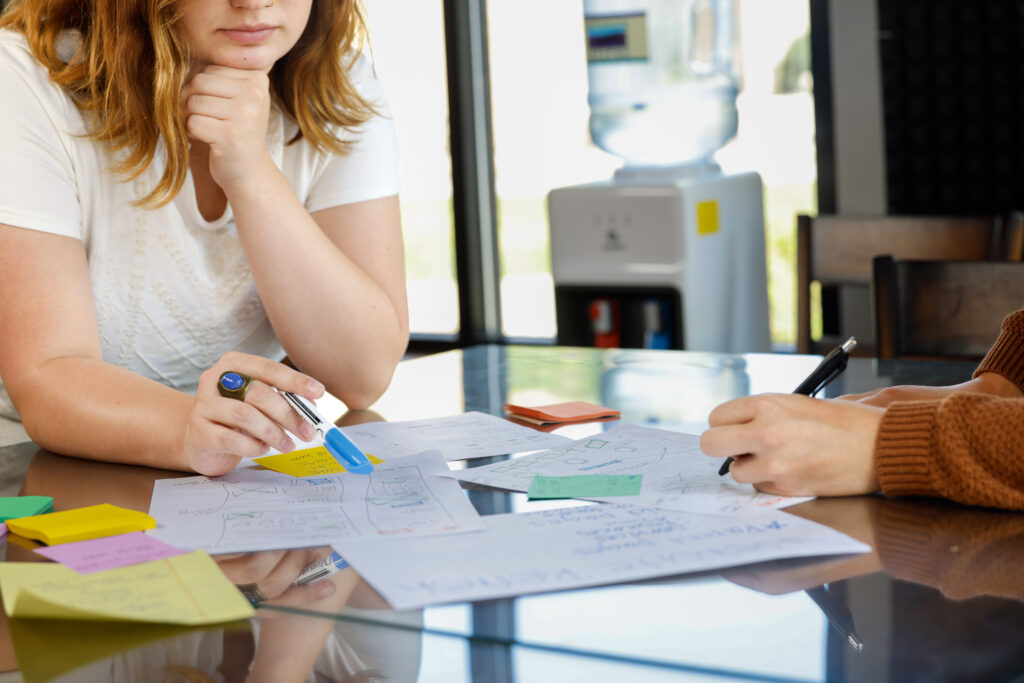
[
  {"xmin": 450, "ymin": 423, "xmax": 812, "ymax": 515},
  {"xmin": 338, "ymin": 503, "xmax": 870, "ymax": 610},
  {"xmin": 147, "ymin": 450, "xmax": 485, "ymax": 554},
  {"xmin": 339, "ymin": 411, "xmax": 572, "ymax": 461}
]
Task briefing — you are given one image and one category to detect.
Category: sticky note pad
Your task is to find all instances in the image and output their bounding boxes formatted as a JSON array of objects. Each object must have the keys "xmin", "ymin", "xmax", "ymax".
[
  {"xmin": 527, "ymin": 474, "xmax": 643, "ymax": 500},
  {"xmin": 503, "ymin": 401, "xmax": 620, "ymax": 425},
  {"xmin": 254, "ymin": 446, "xmax": 384, "ymax": 477},
  {"xmin": 0, "ymin": 550, "xmax": 254, "ymax": 624},
  {"xmin": 34, "ymin": 531, "xmax": 185, "ymax": 574},
  {"xmin": 6, "ymin": 504, "xmax": 156, "ymax": 545},
  {"xmin": 0, "ymin": 496, "xmax": 53, "ymax": 522}
]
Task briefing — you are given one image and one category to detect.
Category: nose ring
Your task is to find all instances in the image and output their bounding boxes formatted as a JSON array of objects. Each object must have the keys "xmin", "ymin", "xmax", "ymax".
[{"xmin": 266, "ymin": 0, "xmax": 274, "ymax": 6}]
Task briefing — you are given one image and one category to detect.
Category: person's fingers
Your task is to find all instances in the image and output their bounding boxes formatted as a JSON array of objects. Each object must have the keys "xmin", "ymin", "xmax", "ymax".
[
  {"xmin": 199, "ymin": 63, "xmax": 268, "ymax": 79},
  {"xmin": 183, "ymin": 71, "xmax": 246, "ymax": 99},
  {"xmin": 189, "ymin": 451, "xmax": 244, "ymax": 477},
  {"xmin": 706, "ymin": 395, "xmax": 762, "ymax": 427},
  {"xmin": 699, "ymin": 422, "xmax": 759, "ymax": 460},
  {"xmin": 214, "ymin": 351, "xmax": 325, "ymax": 400},
  {"xmin": 217, "ymin": 548, "xmax": 334, "ymax": 604},
  {"xmin": 267, "ymin": 577, "xmax": 339, "ymax": 607},
  {"xmin": 189, "ymin": 408, "xmax": 271, "ymax": 458},
  {"xmin": 218, "ymin": 550, "xmax": 287, "ymax": 585},
  {"xmin": 200, "ymin": 381, "xmax": 293, "ymax": 453},
  {"xmin": 183, "ymin": 93, "xmax": 237, "ymax": 121},
  {"xmin": 241, "ymin": 380, "xmax": 314, "ymax": 445}
]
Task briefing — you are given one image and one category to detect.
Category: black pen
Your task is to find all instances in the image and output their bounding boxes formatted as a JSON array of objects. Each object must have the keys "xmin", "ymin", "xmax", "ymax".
[
  {"xmin": 718, "ymin": 336, "xmax": 858, "ymax": 476},
  {"xmin": 806, "ymin": 584, "xmax": 864, "ymax": 651}
]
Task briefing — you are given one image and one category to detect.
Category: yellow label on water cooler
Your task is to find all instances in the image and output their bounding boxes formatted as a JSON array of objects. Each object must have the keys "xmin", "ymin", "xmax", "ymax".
[{"xmin": 696, "ymin": 200, "xmax": 720, "ymax": 235}]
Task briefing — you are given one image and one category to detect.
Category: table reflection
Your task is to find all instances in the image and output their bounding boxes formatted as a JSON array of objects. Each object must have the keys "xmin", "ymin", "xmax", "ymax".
[
  {"xmin": 0, "ymin": 346, "xmax": 1019, "ymax": 682},
  {"xmin": 6, "ymin": 443, "xmax": 423, "ymax": 682}
]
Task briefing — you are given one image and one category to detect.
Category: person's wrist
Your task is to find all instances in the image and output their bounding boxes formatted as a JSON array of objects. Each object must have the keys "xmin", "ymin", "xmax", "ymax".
[
  {"xmin": 217, "ymin": 155, "xmax": 280, "ymax": 204},
  {"xmin": 975, "ymin": 371, "xmax": 1023, "ymax": 398}
]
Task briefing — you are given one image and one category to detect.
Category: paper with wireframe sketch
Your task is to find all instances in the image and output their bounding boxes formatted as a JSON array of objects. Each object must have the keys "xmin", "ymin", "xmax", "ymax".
[
  {"xmin": 451, "ymin": 423, "xmax": 811, "ymax": 515},
  {"xmin": 148, "ymin": 450, "xmax": 485, "ymax": 554}
]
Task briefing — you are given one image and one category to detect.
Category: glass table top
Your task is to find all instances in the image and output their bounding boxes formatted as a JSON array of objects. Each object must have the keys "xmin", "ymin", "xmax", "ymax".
[{"xmin": 1, "ymin": 345, "xmax": 1021, "ymax": 682}]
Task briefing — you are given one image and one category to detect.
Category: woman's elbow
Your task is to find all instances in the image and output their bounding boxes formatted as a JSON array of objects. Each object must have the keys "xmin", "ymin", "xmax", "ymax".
[{"xmin": 333, "ymin": 347, "xmax": 404, "ymax": 410}]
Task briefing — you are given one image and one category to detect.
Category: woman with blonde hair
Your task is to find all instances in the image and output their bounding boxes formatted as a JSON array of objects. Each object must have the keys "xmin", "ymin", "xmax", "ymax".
[{"xmin": 0, "ymin": 0, "xmax": 408, "ymax": 475}]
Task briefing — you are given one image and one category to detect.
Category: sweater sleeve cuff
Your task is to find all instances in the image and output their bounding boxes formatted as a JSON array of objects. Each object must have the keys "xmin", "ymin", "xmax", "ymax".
[
  {"xmin": 875, "ymin": 401, "xmax": 941, "ymax": 497},
  {"xmin": 875, "ymin": 502, "xmax": 941, "ymax": 586},
  {"xmin": 974, "ymin": 310, "xmax": 1024, "ymax": 390}
]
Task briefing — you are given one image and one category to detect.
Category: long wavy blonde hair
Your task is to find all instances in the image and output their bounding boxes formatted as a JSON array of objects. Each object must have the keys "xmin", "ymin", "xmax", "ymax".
[{"xmin": 0, "ymin": 0, "xmax": 373, "ymax": 208}]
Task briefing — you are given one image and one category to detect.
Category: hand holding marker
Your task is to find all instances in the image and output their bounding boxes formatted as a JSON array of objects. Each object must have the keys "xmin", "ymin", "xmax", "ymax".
[{"xmin": 281, "ymin": 392, "xmax": 374, "ymax": 474}]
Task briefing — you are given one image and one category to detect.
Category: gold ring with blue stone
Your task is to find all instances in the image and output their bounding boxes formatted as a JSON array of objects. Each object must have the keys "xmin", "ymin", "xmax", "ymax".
[
  {"xmin": 218, "ymin": 371, "xmax": 253, "ymax": 401},
  {"xmin": 238, "ymin": 583, "xmax": 268, "ymax": 606}
]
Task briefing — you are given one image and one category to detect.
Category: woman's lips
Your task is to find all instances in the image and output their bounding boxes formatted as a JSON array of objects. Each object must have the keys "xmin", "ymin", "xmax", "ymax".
[{"xmin": 221, "ymin": 26, "xmax": 276, "ymax": 44}]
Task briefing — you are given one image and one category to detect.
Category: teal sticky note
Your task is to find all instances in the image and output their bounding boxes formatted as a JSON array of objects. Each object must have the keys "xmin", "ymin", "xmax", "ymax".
[
  {"xmin": 0, "ymin": 496, "xmax": 54, "ymax": 523},
  {"xmin": 527, "ymin": 474, "xmax": 643, "ymax": 500}
]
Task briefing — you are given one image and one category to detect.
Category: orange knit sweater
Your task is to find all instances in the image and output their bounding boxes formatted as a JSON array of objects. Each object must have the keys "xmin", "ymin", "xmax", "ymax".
[{"xmin": 876, "ymin": 310, "xmax": 1024, "ymax": 510}]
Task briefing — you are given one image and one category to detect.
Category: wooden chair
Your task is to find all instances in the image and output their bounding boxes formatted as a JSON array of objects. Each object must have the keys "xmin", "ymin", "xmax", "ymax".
[
  {"xmin": 872, "ymin": 256, "xmax": 1024, "ymax": 361},
  {"xmin": 796, "ymin": 213, "xmax": 1024, "ymax": 356}
]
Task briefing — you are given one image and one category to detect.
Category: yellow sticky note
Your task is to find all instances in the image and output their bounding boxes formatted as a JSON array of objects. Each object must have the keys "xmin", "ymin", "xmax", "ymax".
[
  {"xmin": 696, "ymin": 199, "xmax": 720, "ymax": 235},
  {"xmin": 0, "ymin": 551, "xmax": 254, "ymax": 625},
  {"xmin": 6, "ymin": 503, "xmax": 156, "ymax": 545},
  {"xmin": 254, "ymin": 446, "xmax": 384, "ymax": 477},
  {"xmin": 10, "ymin": 618, "xmax": 250, "ymax": 683}
]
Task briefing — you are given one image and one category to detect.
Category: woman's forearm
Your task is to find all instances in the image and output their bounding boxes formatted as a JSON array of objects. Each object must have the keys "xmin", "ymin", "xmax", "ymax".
[
  {"xmin": 228, "ymin": 168, "xmax": 407, "ymax": 408},
  {"xmin": 15, "ymin": 356, "xmax": 193, "ymax": 470}
]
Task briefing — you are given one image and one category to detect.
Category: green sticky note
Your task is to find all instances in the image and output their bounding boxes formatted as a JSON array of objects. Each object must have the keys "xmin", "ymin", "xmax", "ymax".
[
  {"xmin": 0, "ymin": 496, "xmax": 53, "ymax": 523},
  {"xmin": 527, "ymin": 474, "xmax": 643, "ymax": 500}
]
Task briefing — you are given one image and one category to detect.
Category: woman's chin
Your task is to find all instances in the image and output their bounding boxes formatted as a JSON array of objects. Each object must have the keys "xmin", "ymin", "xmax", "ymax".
[{"xmin": 211, "ymin": 47, "xmax": 280, "ymax": 73}]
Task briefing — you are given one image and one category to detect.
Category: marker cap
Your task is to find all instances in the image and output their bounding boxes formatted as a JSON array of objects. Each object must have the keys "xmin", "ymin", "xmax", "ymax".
[{"xmin": 325, "ymin": 429, "xmax": 373, "ymax": 475}]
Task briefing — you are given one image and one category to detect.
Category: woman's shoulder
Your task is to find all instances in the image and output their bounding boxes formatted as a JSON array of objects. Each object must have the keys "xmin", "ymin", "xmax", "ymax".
[
  {"xmin": 343, "ymin": 50, "xmax": 386, "ymax": 100},
  {"xmin": 0, "ymin": 29, "xmax": 68, "ymax": 97},
  {"xmin": 0, "ymin": 29, "xmax": 84, "ymax": 128},
  {"xmin": 0, "ymin": 28, "xmax": 34, "ymax": 64}
]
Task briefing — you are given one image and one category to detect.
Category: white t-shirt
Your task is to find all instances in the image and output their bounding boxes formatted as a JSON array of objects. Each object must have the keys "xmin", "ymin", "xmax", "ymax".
[{"xmin": 0, "ymin": 29, "xmax": 400, "ymax": 420}]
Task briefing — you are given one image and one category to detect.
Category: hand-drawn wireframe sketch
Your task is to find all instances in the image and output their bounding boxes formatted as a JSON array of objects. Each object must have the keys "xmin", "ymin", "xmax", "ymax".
[
  {"xmin": 451, "ymin": 423, "xmax": 811, "ymax": 515},
  {"xmin": 339, "ymin": 503, "xmax": 869, "ymax": 610},
  {"xmin": 148, "ymin": 451, "xmax": 485, "ymax": 554}
]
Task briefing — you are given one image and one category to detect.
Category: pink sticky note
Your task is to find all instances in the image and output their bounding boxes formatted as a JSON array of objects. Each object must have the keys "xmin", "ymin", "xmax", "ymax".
[
  {"xmin": 33, "ymin": 531, "xmax": 185, "ymax": 574},
  {"xmin": 0, "ymin": 522, "xmax": 7, "ymax": 540}
]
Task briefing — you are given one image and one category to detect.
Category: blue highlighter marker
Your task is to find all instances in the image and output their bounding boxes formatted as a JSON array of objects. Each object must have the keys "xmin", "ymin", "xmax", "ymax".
[
  {"xmin": 295, "ymin": 551, "xmax": 349, "ymax": 586},
  {"xmin": 281, "ymin": 391, "xmax": 374, "ymax": 474}
]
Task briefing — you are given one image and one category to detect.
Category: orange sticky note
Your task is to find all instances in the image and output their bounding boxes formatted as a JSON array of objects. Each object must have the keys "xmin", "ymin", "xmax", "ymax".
[
  {"xmin": 503, "ymin": 401, "xmax": 620, "ymax": 425},
  {"xmin": 254, "ymin": 446, "xmax": 385, "ymax": 477},
  {"xmin": 5, "ymin": 504, "xmax": 156, "ymax": 546}
]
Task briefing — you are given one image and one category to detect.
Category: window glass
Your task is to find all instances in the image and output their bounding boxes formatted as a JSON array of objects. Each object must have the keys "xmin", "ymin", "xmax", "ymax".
[
  {"xmin": 363, "ymin": 0, "xmax": 459, "ymax": 336},
  {"xmin": 488, "ymin": 0, "xmax": 815, "ymax": 347},
  {"xmin": 487, "ymin": 1, "xmax": 619, "ymax": 340}
]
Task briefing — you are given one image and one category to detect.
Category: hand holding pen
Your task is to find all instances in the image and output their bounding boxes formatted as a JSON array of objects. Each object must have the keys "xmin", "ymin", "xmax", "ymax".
[
  {"xmin": 184, "ymin": 354, "xmax": 325, "ymax": 476},
  {"xmin": 280, "ymin": 392, "xmax": 374, "ymax": 474},
  {"xmin": 716, "ymin": 337, "xmax": 858, "ymax": 476}
]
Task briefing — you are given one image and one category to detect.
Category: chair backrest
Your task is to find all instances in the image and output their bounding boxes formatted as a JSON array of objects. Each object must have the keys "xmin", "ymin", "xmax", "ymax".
[
  {"xmin": 873, "ymin": 256, "xmax": 1024, "ymax": 360},
  {"xmin": 796, "ymin": 213, "xmax": 1022, "ymax": 356}
]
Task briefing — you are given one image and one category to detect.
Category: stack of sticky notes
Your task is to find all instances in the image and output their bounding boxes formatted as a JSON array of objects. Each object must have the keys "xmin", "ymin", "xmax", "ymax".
[
  {"xmin": 0, "ymin": 551, "xmax": 254, "ymax": 624},
  {"xmin": 0, "ymin": 496, "xmax": 55, "ymax": 544},
  {"xmin": 0, "ymin": 496, "xmax": 54, "ymax": 523},
  {"xmin": 5, "ymin": 503, "xmax": 155, "ymax": 545},
  {"xmin": 0, "ymin": 501, "xmax": 253, "ymax": 625},
  {"xmin": 504, "ymin": 401, "xmax": 620, "ymax": 425}
]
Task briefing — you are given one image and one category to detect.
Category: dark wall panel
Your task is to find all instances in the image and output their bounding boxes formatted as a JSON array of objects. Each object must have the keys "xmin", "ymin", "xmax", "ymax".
[{"xmin": 878, "ymin": 0, "xmax": 1024, "ymax": 215}]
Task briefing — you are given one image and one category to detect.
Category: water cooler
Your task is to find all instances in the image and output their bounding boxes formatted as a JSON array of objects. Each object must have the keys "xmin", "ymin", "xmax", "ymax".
[{"xmin": 548, "ymin": 0, "xmax": 770, "ymax": 354}]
